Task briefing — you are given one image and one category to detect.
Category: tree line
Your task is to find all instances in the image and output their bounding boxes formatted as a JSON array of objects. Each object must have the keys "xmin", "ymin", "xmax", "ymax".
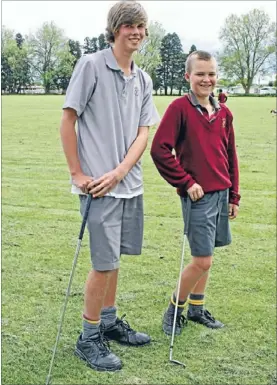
[{"xmin": 1, "ymin": 8, "xmax": 276, "ymax": 95}]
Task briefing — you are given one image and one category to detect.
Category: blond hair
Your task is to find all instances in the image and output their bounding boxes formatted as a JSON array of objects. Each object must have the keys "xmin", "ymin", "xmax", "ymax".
[
  {"xmin": 106, "ymin": 1, "xmax": 148, "ymax": 43},
  {"xmin": 185, "ymin": 50, "xmax": 214, "ymax": 73}
]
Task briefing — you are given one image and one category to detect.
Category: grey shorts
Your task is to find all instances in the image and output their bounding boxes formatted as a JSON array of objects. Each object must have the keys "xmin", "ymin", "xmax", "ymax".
[
  {"xmin": 79, "ymin": 195, "xmax": 143, "ymax": 271},
  {"xmin": 181, "ymin": 189, "xmax": 231, "ymax": 257}
]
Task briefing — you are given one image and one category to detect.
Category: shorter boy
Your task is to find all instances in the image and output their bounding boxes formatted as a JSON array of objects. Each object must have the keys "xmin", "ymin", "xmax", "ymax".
[{"xmin": 151, "ymin": 51, "xmax": 240, "ymax": 335}]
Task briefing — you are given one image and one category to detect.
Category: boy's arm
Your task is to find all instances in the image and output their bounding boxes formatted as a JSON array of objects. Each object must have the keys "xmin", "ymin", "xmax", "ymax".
[
  {"xmin": 150, "ymin": 103, "xmax": 196, "ymax": 189},
  {"xmin": 227, "ymin": 113, "xmax": 241, "ymax": 206},
  {"xmin": 61, "ymin": 55, "xmax": 97, "ymax": 193},
  {"xmin": 88, "ymin": 126, "xmax": 149, "ymax": 197},
  {"xmin": 60, "ymin": 108, "xmax": 93, "ymax": 192}
]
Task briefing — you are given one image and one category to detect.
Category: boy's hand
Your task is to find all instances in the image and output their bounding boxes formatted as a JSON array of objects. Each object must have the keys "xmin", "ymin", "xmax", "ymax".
[
  {"xmin": 229, "ymin": 203, "xmax": 239, "ymax": 219},
  {"xmin": 72, "ymin": 173, "xmax": 93, "ymax": 193},
  {"xmin": 88, "ymin": 168, "xmax": 125, "ymax": 198},
  {"xmin": 187, "ymin": 183, "xmax": 204, "ymax": 201}
]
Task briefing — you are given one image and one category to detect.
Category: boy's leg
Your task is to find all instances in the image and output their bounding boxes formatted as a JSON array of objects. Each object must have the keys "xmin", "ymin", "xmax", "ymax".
[
  {"xmin": 75, "ymin": 196, "xmax": 123, "ymax": 371},
  {"xmin": 103, "ymin": 269, "xmax": 119, "ymax": 308},
  {"xmin": 102, "ymin": 195, "xmax": 151, "ymax": 346},
  {"xmin": 162, "ymin": 256, "xmax": 212, "ymax": 335},
  {"xmin": 100, "ymin": 269, "xmax": 119, "ymax": 329},
  {"xmin": 186, "ymin": 190, "xmax": 231, "ymax": 328},
  {"xmin": 187, "ymin": 271, "xmax": 209, "ymax": 313},
  {"xmin": 190, "ymin": 271, "xmax": 209, "ymax": 295},
  {"xmin": 163, "ymin": 193, "xmax": 224, "ymax": 335}
]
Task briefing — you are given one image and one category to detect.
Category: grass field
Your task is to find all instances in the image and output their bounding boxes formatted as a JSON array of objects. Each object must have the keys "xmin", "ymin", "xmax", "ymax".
[{"xmin": 2, "ymin": 95, "xmax": 276, "ymax": 385}]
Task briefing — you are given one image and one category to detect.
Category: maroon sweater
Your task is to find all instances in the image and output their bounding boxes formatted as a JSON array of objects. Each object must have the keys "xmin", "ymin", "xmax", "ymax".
[{"xmin": 150, "ymin": 95, "xmax": 240, "ymax": 205}]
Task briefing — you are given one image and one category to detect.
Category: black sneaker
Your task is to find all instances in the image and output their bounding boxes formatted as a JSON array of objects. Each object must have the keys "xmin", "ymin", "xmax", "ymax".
[
  {"xmin": 162, "ymin": 310, "xmax": 187, "ymax": 335},
  {"xmin": 103, "ymin": 314, "xmax": 151, "ymax": 346},
  {"xmin": 75, "ymin": 332, "xmax": 122, "ymax": 371},
  {"xmin": 187, "ymin": 309, "xmax": 224, "ymax": 329}
]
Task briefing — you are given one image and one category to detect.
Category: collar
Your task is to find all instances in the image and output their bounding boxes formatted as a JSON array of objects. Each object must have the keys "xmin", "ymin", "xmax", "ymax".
[
  {"xmin": 103, "ymin": 47, "xmax": 137, "ymax": 75},
  {"xmin": 188, "ymin": 89, "xmax": 220, "ymax": 110}
]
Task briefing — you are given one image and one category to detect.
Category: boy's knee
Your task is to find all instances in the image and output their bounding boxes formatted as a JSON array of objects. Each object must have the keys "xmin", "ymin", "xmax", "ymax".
[{"xmin": 192, "ymin": 256, "xmax": 213, "ymax": 272}]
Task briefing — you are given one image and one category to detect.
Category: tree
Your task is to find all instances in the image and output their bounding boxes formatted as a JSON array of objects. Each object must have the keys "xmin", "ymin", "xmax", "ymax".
[
  {"xmin": 83, "ymin": 36, "xmax": 98, "ymax": 54},
  {"xmin": 156, "ymin": 32, "xmax": 184, "ymax": 95},
  {"xmin": 1, "ymin": 55, "xmax": 13, "ymax": 93},
  {"xmin": 1, "ymin": 27, "xmax": 14, "ymax": 92},
  {"xmin": 98, "ymin": 33, "xmax": 109, "ymax": 50},
  {"xmin": 1, "ymin": 27, "xmax": 33, "ymax": 93},
  {"xmin": 15, "ymin": 33, "xmax": 24, "ymax": 49},
  {"xmin": 174, "ymin": 52, "xmax": 189, "ymax": 95},
  {"xmin": 52, "ymin": 44, "xmax": 75, "ymax": 93},
  {"xmin": 91, "ymin": 37, "xmax": 98, "ymax": 53},
  {"xmin": 134, "ymin": 21, "xmax": 165, "ymax": 83},
  {"xmin": 188, "ymin": 44, "xmax": 197, "ymax": 55},
  {"xmin": 218, "ymin": 9, "xmax": 276, "ymax": 94},
  {"xmin": 69, "ymin": 39, "xmax": 82, "ymax": 67},
  {"xmin": 28, "ymin": 21, "xmax": 68, "ymax": 93}
]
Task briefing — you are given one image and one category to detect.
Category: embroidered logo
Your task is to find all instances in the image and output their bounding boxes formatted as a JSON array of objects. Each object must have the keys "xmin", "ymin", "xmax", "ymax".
[
  {"xmin": 134, "ymin": 86, "xmax": 139, "ymax": 96},
  {"xmin": 222, "ymin": 118, "xmax": 226, "ymax": 128}
]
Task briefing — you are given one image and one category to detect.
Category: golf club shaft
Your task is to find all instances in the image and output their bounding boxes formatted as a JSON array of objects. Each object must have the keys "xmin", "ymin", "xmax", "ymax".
[
  {"xmin": 169, "ymin": 196, "xmax": 191, "ymax": 364},
  {"xmin": 46, "ymin": 194, "xmax": 92, "ymax": 385}
]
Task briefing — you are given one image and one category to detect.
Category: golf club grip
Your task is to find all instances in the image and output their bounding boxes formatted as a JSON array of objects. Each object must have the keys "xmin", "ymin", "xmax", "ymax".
[
  {"xmin": 184, "ymin": 196, "xmax": 192, "ymax": 235},
  {"xmin": 78, "ymin": 194, "xmax": 92, "ymax": 240}
]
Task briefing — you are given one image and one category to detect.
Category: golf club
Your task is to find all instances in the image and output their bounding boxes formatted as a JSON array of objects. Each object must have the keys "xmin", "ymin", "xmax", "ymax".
[
  {"xmin": 45, "ymin": 194, "xmax": 92, "ymax": 385},
  {"xmin": 169, "ymin": 196, "xmax": 192, "ymax": 368}
]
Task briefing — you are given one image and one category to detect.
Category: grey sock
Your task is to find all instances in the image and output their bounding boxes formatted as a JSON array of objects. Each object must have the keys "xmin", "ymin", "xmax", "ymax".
[
  {"xmin": 82, "ymin": 319, "xmax": 100, "ymax": 340},
  {"xmin": 101, "ymin": 306, "xmax": 117, "ymax": 328},
  {"xmin": 188, "ymin": 294, "xmax": 205, "ymax": 313}
]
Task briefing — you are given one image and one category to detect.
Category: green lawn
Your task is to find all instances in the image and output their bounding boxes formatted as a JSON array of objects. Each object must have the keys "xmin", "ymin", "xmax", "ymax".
[{"xmin": 2, "ymin": 95, "xmax": 276, "ymax": 385}]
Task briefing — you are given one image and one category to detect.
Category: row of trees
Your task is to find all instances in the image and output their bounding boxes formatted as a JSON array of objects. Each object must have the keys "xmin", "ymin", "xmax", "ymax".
[{"xmin": 1, "ymin": 8, "xmax": 276, "ymax": 95}]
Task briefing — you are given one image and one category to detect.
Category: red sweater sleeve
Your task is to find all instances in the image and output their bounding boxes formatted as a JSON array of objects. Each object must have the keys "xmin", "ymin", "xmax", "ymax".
[
  {"xmin": 226, "ymin": 111, "xmax": 241, "ymax": 205},
  {"xmin": 150, "ymin": 102, "xmax": 196, "ymax": 189}
]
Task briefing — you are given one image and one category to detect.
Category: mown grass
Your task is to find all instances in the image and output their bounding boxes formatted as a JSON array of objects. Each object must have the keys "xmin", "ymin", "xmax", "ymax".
[{"xmin": 2, "ymin": 95, "xmax": 276, "ymax": 385}]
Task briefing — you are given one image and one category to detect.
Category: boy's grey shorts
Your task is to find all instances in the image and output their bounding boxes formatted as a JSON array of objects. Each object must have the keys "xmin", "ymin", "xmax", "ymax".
[
  {"xmin": 79, "ymin": 195, "xmax": 143, "ymax": 271},
  {"xmin": 181, "ymin": 189, "xmax": 231, "ymax": 257}
]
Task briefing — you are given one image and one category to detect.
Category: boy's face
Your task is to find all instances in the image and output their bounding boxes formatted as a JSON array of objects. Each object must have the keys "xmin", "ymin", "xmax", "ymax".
[
  {"xmin": 185, "ymin": 58, "xmax": 217, "ymax": 98},
  {"xmin": 115, "ymin": 23, "xmax": 146, "ymax": 53}
]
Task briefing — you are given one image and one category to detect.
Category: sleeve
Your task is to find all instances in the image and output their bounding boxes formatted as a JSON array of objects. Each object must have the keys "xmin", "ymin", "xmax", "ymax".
[
  {"xmin": 63, "ymin": 56, "xmax": 97, "ymax": 117},
  {"xmin": 150, "ymin": 102, "xmax": 196, "ymax": 189},
  {"xmin": 226, "ymin": 111, "xmax": 241, "ymax": 205},
  {"xmin": 139, "ymin": 77, "xmax": 160, "ymax": 127}
]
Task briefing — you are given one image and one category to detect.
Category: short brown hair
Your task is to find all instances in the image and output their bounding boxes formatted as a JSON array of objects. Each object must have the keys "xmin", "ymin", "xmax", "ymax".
[
  {"xmin": 105, "ymin": 1, "xmax": 148, "ymax": 43},
  {"xmin": 185, "ymin": 50, "xmax": 214, "ymax": 73}
]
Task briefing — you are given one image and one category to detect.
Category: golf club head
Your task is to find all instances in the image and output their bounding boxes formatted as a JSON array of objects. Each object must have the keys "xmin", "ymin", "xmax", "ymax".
[{"xmin": 169, "ymin": 358, "xmax": 186, "ymax": 368}]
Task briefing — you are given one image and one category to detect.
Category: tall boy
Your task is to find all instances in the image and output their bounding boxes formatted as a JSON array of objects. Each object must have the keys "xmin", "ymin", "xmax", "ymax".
[
  {"xmin": 60, "ymin": 1, "xmax": 159, "ymax": 371},
  {"xmin": 151, "ymin": 51, "xmax": 240, "ymax": 335}
]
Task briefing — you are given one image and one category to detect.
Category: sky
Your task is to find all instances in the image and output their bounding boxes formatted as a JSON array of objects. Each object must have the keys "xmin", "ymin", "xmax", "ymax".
[{"xmin": 2, "ymin": 0, "xmax": 276, "ymax": 54}]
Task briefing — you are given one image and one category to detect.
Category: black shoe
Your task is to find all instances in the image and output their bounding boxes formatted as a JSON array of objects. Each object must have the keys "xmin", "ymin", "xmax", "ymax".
[
  {"xmin": 162, "ymin": 310, "xmax": 187, "ymax": 335},
  {"xmin": 187, "ymin": 309, "xmax": 224, "ymax": 329},
  {"xmin": 75, "ymin": 332, "xmax": 122, "ymax": 371},
  {"xmin": 103, "ymin": 314, "xmax": 151, "ymax": 346}
]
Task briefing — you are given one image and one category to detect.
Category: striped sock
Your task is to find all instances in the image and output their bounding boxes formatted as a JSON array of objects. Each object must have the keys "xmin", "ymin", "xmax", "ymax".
[
  {"xmin": 167, "ymin": 293, "xmax": 187, "ymax": 317},
  {"xmin": 188, "ymin": 294, "xmax": 205, "ymax": 313},
  {"xmin": 82, "ymin": 314, "xmax": 100, "ymax": 340}
]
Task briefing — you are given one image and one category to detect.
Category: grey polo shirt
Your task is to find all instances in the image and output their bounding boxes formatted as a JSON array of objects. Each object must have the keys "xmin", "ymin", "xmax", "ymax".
[{"xmin": 63, "ymin": 47, "xmax": 160, "ymax": 198}]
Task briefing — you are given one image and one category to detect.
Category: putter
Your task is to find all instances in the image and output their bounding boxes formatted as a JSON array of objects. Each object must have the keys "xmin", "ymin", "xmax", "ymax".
[
  {"xmin": 45, "ymin": 194, "xmax": 92, "ymax": 385},
  {"xmin": 169, "ymin": 196, "xmax": 192, "ymax": 368}
]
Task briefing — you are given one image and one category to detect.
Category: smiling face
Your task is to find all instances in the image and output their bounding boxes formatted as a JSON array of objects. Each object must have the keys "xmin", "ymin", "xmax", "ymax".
[
  {"xmin": 185, "ymin": 57, "xmax": 217, "ymax": 99},
  {"xmin": 114, "ymin": 23, "xmax": 146, "ymax": 53}
]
